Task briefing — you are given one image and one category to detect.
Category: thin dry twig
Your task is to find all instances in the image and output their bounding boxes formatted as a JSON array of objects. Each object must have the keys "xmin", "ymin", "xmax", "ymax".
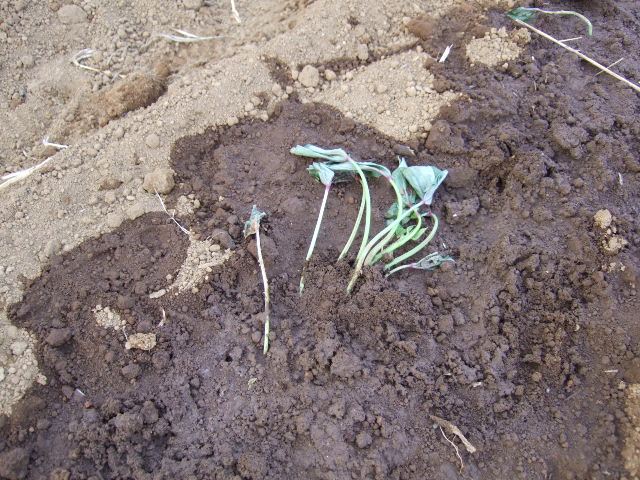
[
  {"xmin": 430, "ymin": 415, "xmax": 477, "ymax": 454},
  {"xmin": 439, "ymin": 426, "xmax": 464, "ymax": 473},
  {"xmin": 558, "ymin": 36, "xmax": 582, "ymax": 43},
  {"xmin": 154, "ymin": 189, "xmax": 191, "ymax": 234},
  {"xmin": 511, "ymin": 18, "xmax": 640, "ymax": 94},
  {"xmin": 230, "ymin": 0, "xmax": 241, "ymax": 23},
  {"xmin": 595, "ymin": 57, "xmax": 624, "ymax": 76},
  {"xmin": 42, "ymin": 137, "xmax": 69, "ymax": 150},
  {"xmin": 158, "ymin": 28, "xmax": 224, "ymax": 43}
]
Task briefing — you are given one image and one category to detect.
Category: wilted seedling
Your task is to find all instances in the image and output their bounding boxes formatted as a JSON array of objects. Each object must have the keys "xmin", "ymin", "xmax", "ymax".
[
  {"xmin": 243, "ymin": 205, "xmax": 270, "ymax": 354},
  {"xmin": 292, "ymin": 145, "xmax": 452, "ymax": 294},
  {"xmin": 507, "ymin": 7, "xmax": 593, "ymax": 35},
  {"xmin": 299, "ymin": 162, "xmax": 334, "ymax": 294},
  {"xmin": 386, "ymin": 251, "xmax": 454, "ymax": 276},
  {"xmin": 346, "ymin": 163, "xmax": 449, "ymax": 293}
]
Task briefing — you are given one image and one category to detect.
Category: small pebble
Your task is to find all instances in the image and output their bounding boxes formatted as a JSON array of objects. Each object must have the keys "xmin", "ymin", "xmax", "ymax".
[
  {"xmin": 182, "ymin": 0, "xmax": 203, "ymax": 9},
  {"xmin": 142, "ymin": 168, "xmax": 175, "ymax": 194},
  {"xmin": 113, "ymin": 126, "xmax": 124, "ymax": 139},
  {"xmin": 145, "ymin": 133, "xmax": 160, "ymax": 149},
  {"xmin": 19, "ymin": 55, "xmax": 34, "ymax": 68},
  {"xmin": 324, "ymin": 69, "xmax": 337, "ymax": 81},
  {"xmin": 57, "ymin": 4, "xmax": 87, "ymax": 24},
  {"xmin": 126, "ymin": 203, "xmax": 145, "ymax": 220},
  {"xmin": 105, "ymin": 213, "xmax": 124, "ymax": 229},
  {"xmin": 356, "ymin": 44, "xmax": 369, "ymax": 61},
  {"xmin": 299, "ymin": 65, "xmax": 320, "ymax": 88}
]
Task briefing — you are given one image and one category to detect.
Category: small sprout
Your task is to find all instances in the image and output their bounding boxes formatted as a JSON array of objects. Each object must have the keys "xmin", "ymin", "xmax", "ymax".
[
  {"xmin": 507, "ymin": 7, "xmax": 593, "ymax": 35},
  {"xmin": 71, "ymin": 49, "xmax": 126, "ymax": 79},
  {"xmin": 299, "ymin": 163, "xmax": 335, "ymax": 294},
  {"xmin": 244, "ymin": 205, "xmax": 271, "ymax": 354},
  {"xmin": 230, "ymin": 0, "xmax": 241, "ymax": 23},
  {"xmin": 42, "ymin": 137, "xmax": 69, "ymax": 150}
]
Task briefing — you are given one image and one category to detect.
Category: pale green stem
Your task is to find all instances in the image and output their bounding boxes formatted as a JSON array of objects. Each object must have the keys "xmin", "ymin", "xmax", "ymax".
[
  {"xmin": 385, "ymin": 251, "xmax": 451, "ymax": 277},
  {"xmin": 360, "ymin": 169, "xmax": 404, "ymax": 268},
  {"xmin": 385, "ymin": 263, "xmax": 414, "ymax": 276},
  {"xmin": 337, "ymin": 156, "xmax": 371, "ymax": 261},
  {"xmin": 384, "ymin": 214, "xmax": 439, "ymax": 270},
  {"xmin": 370, "ymin": 211, "xmax": 422, "ymax": 265},
  {"xmin": 338, "ymin": 188, "xmax": 366, "ymax": 261},
  {"xmin": 346, "ymin": 201, "xmax": 425, "ymax": 294},
  {"xmin": 300, "ymin": 182, "xmax": 331, "ymax": 295},
  {"xmin": 519, "ymin": 7, "xmax": 593, "ymax": 35}
]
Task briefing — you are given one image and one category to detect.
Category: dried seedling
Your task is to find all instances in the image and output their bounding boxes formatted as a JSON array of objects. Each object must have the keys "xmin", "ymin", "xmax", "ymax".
[{"xmin": 243, "ymin": 205, "xmax": 271, "ymax": 354}]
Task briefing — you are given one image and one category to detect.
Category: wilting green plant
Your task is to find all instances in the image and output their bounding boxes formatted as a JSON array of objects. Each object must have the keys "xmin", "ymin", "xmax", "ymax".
[
  {"xmin": 291, "ymin": 144, "xmax": 453, "ymax": 294},
  {"xmin": 506, "ymin": 7, "xmax": 593, "ymax": 35},
  {"xmin": 346, "ymin": 162, "xmax": 450, "ymax": 293},
  {"xmin": 243, "ymin": 205, "xmax": 270, "ymax": 354}
]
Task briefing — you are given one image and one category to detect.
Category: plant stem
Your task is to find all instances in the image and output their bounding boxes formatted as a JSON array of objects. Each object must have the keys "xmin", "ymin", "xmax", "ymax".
[
  {"xmin": 338, "ymin": 187, "xmax": 366, "ymax": 261},
  {"xmin": 346, "ymin": 201, "xmax": 425, "ymax": 294},
  {"xmin": 384, "ymin": 214, "xmax": 439, "ymax": 270},
  {"xmin": 370, "ymin": 211, "xmax": 422, "ymax": 264},
  {"xmin": 255, "ymin": 227, "xmax": 270, "ymax": 354},
  {"xmin": 300, "ymin": 181, "xmax": 332, "ymax": 294},
  {"xmin": 360, "ymin": 170, "xmax": 404, "ymax": 267},
  {"xmin": 337, "ymin": 156, "xmax": 371, "ymax": 261}
]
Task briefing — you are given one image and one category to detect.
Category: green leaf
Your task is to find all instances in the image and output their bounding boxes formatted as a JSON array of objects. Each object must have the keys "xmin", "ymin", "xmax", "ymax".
[
  {"xmin": 243, "ymin": 205, "xmax": 265, "ymax": 238},
  {"xmin": 402, "ymin": 166, "xmax": 448, "ymax": 205},
  {"xmin": 290, "ymin": 144, "xmax": 348, "ymax": 162},
  {"xmin": 392, "ymin": 157, "xmax": 417, "ymax": 207},
  {"xmin": 506, "ymin": 7, "xmax": 538, "ymax": 22},
  {"xmin": 307, "ymin": 162, "xmax": 335, "ymax": 186},
  {"xmin": 385, "ymin": 202, "xmax": 399, "ymax": 219}
]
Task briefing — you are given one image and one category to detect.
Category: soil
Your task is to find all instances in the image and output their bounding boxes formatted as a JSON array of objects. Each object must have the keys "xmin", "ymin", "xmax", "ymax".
[{"xmin": 1, "ymin": 0, "xmax": 640, "ymax": 479}]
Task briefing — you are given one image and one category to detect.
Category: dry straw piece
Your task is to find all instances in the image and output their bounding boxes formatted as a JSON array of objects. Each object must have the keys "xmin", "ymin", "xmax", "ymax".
[{"xmin": 158, "ymin": 28, "xmax": 223, "ymax": 43}]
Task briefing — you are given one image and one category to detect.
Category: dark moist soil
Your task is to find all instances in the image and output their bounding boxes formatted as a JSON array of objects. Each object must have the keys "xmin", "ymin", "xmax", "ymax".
[{"xmin": 3, "ymin": 3, "xmax": 640, "ymax": 479}]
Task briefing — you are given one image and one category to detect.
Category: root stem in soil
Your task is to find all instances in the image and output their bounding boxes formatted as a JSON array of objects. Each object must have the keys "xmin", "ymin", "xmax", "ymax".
[{"xmin": 244, "ymin": 206, "xmax": 270, "ymax": 354}]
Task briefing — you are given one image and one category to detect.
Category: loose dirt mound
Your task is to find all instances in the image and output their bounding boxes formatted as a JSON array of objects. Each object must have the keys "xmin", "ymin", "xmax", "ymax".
[{"xmin": 1, "ymin": 0, "xmax": 640, "ymax": 479}]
